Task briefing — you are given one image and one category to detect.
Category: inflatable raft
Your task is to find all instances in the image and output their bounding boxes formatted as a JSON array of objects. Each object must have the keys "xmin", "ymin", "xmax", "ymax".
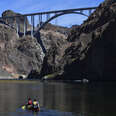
[{"xmin": 21, "ymin": 105, "xmax": 40, "ymax": 112}]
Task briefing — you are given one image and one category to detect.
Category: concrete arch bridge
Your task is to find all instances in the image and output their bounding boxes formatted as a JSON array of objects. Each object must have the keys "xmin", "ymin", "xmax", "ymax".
[{"xmin": 0, "ymin": 7, "xmax": 97, "ymax": 37}]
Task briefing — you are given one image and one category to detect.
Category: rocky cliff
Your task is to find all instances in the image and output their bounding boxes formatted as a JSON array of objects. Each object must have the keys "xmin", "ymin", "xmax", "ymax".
[
  {"xmin": 0, "ymin": 23, "xmax": 45, "ymax": 78},
  {"xmin": 43, "ymin": 23, "xmax": 70, "ymax": 37},
  {"xmin": 39, "ymin": 0, "xmax": 116, "ymax": 81},
  {"xmin": 2, "ymin": 10, "xmax": 31, "ymax": 33},
  {"xmin": 0, "ymin": 10, "xmax": 68, "ymax": 79}
]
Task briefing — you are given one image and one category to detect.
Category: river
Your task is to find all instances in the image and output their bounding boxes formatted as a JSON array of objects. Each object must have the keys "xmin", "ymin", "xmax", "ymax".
[{"xmin": 0, "ymin": 80, "xmax": 115, "ymax": 116}]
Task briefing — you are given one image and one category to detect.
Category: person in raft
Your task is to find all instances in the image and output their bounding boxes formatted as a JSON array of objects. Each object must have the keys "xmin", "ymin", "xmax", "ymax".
[
  {"xmin": 27, "ymin": 98, "xmax": 33, "ymax": 109},
  {"xmin": 33, "ymin": 99, "xmax": 40, "ymax": 110},
  {"xmin": 28, "ymin": 98, "xmax": 33, "ymax": 105}
]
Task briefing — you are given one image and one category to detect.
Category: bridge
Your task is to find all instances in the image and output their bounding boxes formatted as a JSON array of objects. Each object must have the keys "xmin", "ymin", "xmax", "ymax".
[{"xmin": 0, "ymin": 7, "xmax": 97, "ymax": 38}]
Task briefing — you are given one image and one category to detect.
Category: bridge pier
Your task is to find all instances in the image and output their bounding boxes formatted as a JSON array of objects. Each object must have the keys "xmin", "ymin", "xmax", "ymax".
[
  {"xmin": 80, "ymin": 10, "xmax": 83, "ymax": 14},
  {"xmin": 16, "ymin": 18, "xmax": 20, "ymax": 36},
  {"xmin": 38, "ymin": 14, "xmax": 43, "ymax": 28},
  {"xmin": 46, "ymin": 14, "xmax": 50, "ymax": 20},
  {"xmin": 40, "ymin": 14, "xmax": 42, "ymax": 26},
  {"xmin": 89, "ymin": 9, "xmax": 92, "ymax": 15},
  {"xmin": 38, "ymin": 15, "xmax": 41, "ymax": 27},
  {"xmin": 54, "ymin": 13, "xmax": 58, "ymax": 25},
  {"xmin": 31, "ymin": 15, "xmax": 34, "ymax": 38},
  {"xmin": 24, "ymin": 16, "xmax": 27, "ymax": 36}
]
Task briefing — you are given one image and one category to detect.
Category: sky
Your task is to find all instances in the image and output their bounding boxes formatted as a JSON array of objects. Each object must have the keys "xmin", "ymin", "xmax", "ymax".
[{"xmin": 0, "ymin": 0, "xmax": 105, "ymax": 27}]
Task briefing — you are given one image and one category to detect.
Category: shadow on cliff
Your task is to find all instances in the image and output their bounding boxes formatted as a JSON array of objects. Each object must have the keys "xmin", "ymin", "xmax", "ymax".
[
  {"xmin": 34, "ymin": 31, "xmax": 46, "ymax": 54},
  {"xmin": 18, "ymin": 30, "xmax": 47, "ymax": 54}
]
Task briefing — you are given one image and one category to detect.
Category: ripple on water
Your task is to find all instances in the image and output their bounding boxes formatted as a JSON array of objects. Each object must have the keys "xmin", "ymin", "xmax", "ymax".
[
  {"xmin": 12, "ymin": 107, "xmax": 77, "ymax": 116},
  {"xmin": 0, "ymin": 107, "xmax": 100, "ymax": 116}
]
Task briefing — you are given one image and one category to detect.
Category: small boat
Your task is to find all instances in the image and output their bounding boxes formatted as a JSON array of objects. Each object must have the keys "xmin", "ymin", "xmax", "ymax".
[{"xmin": 21, "ymin": 105, "xmax": 40, "ymax": 112}]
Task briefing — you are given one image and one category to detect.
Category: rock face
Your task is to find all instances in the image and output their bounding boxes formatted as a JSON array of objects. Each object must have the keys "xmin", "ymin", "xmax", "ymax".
[
  {"xmin": 39, "ymin": 29, "xmax": 67, "ymax": 51},
  {"xmin": 0, "ymin": 10, "xmax": 69, "ymax": 79},
  {"xmin": 27, "ymin": 28, "xmax": 68, "ymax": 79},
  {"xmin": 40, "ymin": 0, "xmax": 116, "ymax": 81},
  {"xmin": 0, "ymin": 23, "xmax": 44, "ymax": 78},
  {"xmin": 2, "ymin": 10, "xmax": 30, "ymax": 32},
  {"xmin": 43, "ymin": 23, "xmax": 70, "ymax": 37}
]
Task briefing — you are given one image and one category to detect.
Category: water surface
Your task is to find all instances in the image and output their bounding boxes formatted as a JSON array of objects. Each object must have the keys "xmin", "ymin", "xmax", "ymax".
[{"xmin": 0, "ymin": 80, "xmax": 115, "ymax": 116}]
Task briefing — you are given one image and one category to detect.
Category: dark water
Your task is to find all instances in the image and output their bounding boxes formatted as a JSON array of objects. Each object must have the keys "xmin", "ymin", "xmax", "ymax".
[{"xmin": 0, "ymin": 80, "xmax": 115, "ymax": 116}]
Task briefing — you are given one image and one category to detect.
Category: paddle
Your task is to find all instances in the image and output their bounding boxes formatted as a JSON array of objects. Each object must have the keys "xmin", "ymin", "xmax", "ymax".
[{"xmin": 21, "ymin": 105, "xmax": 26, "ymax": 110}]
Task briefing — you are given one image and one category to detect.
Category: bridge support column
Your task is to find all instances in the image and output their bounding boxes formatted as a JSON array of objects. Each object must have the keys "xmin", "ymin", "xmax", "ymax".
[
  {"xmin": 31, "ymin": 15, "xmax": 34, "ymax": 38},
  {"xmin": 38, "ymin": 14, "xmax": 43, "ymax": 28},
  {"xmin": 5, "ymin": 18, "xmax": 8, "ymax": 24},
  {"xmin": 16, "ymin": 18, "xmax": 20, "ymax": 37},
  {"xmin": 54, "ymin": 13, "xmax": 58, "ymax": 25},
  {"xmin": 46, "ymin": 14, "xmax": 50, "ymax": 20},
  {"xmin": 38, "ymin": 15, "xmax": 40, "ymax": 27},
  {"xmin": 80, "ymin": 10, "xmax": 83, "ymax": 13},
  {"xmin": 40, "ymin": 15, "xmax": 42, "ymax": 26},
  {"xmin": 89, "ymin": 9, "xmax": 92, "ymax": 16},
  {"xmin": 24, "ymin": 16, "xmax": 27, "ymax": 36}
]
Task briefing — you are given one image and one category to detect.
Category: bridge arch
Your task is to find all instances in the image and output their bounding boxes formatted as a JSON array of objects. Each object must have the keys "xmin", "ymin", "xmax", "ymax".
[
  {"xmin": 33, "ymin": 11, "xmax": 89, "ymax": 53},
  {"xmin": 37, "ymin": 11, "xmax": 88, "ymax": 31}
]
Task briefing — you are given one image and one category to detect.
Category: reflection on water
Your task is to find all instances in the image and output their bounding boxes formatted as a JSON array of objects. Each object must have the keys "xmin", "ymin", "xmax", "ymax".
[{"xmin": 0, "ymin": 80, "xmax": 115, "ymax": 116}]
